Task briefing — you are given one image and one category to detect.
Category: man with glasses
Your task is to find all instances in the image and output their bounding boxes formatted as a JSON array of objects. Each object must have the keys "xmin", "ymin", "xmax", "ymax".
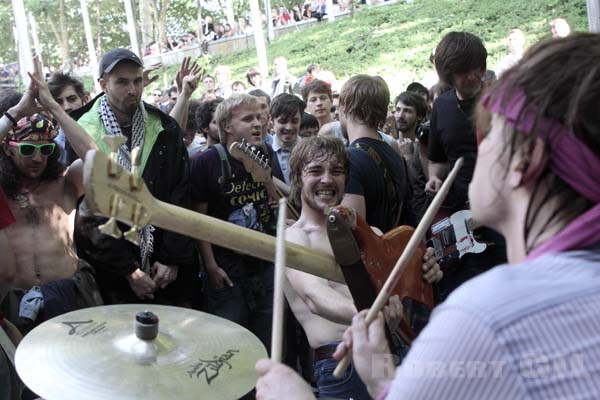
[{"xmin": 0, "ymin": 69, "xmax": 103, "ymax": 332}]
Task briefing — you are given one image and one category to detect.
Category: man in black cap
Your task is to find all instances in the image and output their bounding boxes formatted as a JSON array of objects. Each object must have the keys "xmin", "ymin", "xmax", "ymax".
[{"xmin": 72, "ymin": 48, "xmax": 196, "ymax": 305}]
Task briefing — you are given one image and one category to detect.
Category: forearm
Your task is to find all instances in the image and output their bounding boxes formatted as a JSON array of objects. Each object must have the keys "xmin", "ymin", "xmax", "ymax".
[
  {"xmin": 198, "ymin": 240, "xmax": 219, "ymax": 271},
  {"xmin": 304, "ymin": 285, "xmax": 357, "ymax": 325},
  {"xmin": 428, "ymin": 161, "xmax": 451, "ymax": 181},
  {"xmin": 169, "ymin": 92, "xmax": 192, "ymax": 132},
  {"xmin": 49, "ymin": 105, "xmax": 98, "ymax": 159}
]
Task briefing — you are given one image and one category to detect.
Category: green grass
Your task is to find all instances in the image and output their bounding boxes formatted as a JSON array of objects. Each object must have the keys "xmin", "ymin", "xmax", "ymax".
[{"xmin": 123, "ymin": 0, "xmax": 588, "ymax": 98}]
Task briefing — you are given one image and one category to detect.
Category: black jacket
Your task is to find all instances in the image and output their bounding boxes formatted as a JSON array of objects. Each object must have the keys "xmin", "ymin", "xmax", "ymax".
[{"xmin": 71, "ymin": 95, "xmax": 195, "ymax": 289}]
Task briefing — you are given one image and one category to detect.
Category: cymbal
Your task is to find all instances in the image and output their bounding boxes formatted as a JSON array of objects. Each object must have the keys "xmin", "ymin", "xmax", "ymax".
[{"xmin": 16, "ymin": 304, "xmax": 267, "ymax": 400}]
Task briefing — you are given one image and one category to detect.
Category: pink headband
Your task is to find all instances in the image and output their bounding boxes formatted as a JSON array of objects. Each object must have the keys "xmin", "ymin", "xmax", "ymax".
[{"xmin": 482, "ymin": 87, "xmax": 600, "ymax": 259}]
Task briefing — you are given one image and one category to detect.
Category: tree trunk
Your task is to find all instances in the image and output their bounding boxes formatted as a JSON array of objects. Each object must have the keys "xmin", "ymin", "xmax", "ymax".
[
  {"xmin": 140, "ymin": 0, "xmax": 155, "ymax": 48},
  {"xmin": 197, "ymin": 0, "xmax": 202, "ymax": 42}
]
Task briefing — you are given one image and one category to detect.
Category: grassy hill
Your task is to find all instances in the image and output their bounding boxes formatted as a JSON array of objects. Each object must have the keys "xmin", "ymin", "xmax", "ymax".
[
  {"xmin": 202, "ymin": 0, "xmax": 587, "ymax": 96},
  {"xmin": 122, "ymin": 0, "xmax": 587, "ymax": 98}
]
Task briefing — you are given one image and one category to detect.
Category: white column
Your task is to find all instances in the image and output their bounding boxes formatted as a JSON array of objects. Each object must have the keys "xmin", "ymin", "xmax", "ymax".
[
  {"xmin": 28, "ymin": 13, "xmax": 42, "ymax": 68},
  {"xmin": 250, "ymin": 0, "xmax": 268, "ymax": 77},
  {"xmin": 588, "ymin": 0, "xmax": 600, "ymax": 32},
  {"xmin": 11, "ymin": 0, "xmax": 33, "ymax": 86},
  {"xmin": 264, "ymin": 0, "xmax": 274, "ymax": 43},
  {"xmin": 327, "ymin": 0, "xmax": 335, "ymax": 22},
  {"xmin": 124, "ymin": 0, "xmax": 141, "ymax": 56},
  {"xmin": 80, "ymin": 0, "xmax": 101, "ymax": 92},
  {"xmin": 226, "ymin": 0, "xmax": 235, "ymax": 26}
]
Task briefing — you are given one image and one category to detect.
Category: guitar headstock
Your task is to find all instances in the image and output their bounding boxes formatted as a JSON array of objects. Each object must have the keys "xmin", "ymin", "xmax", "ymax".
[
  {"xmin": 229, "ymin": 140, "xmax": 272, "ymax": 183},
  {"xmin": 83, "ymin": 142, "xmax": 155, "ymax": 244}
]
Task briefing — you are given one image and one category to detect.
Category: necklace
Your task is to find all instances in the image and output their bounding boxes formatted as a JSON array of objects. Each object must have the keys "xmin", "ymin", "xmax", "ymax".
[{"xmin": 15, "ymin": 181, "xmax": 42, "ymax": 209}]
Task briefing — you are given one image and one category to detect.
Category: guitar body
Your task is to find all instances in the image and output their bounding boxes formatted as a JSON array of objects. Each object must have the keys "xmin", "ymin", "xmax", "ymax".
[
  {"xmin": 428, "ymin": 209, "xmax": 487, "ymax": 268},
  {"xmin": 327, "ymin": 206, "xmax": 433, "ymax": 343}
]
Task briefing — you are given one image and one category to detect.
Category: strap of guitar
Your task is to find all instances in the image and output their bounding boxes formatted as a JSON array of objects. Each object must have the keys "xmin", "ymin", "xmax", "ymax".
[
  {"xmin": 213, "ymin": 143, "xmax": 233, "ymax": 188},
  {"xmin": 353, "ymin": 141, "xmax": 403, "ymax": 227}
]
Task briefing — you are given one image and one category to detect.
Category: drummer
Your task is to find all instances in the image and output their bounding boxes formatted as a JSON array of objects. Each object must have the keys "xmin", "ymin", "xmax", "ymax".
[{"xmin": 279, "ymin": 135, "xmax": 442, "ymax": 399}]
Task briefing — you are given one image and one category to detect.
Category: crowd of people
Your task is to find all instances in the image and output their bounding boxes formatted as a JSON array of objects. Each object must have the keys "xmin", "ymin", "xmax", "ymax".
[{"xmin": 2, "ymin": 12, "xmax": 599, "ymax": 400}]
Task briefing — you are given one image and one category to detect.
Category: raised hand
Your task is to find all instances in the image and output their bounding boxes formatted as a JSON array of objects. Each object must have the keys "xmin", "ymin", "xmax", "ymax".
[
  {"xmin": 143, "ymin": 63, "xmax": 162, "ymax": 87},
  {"xmin": 175, "ymin": 56, "xmax": 203, "ymax": 95}
]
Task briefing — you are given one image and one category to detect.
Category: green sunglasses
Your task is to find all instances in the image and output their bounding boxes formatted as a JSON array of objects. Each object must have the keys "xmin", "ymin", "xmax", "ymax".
[{"xmin": 8, "ymin": 141, "xmax": 56, "ymax": 157}]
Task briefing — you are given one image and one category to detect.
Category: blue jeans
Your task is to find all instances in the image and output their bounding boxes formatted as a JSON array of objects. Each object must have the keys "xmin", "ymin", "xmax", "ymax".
[{"xmin": 314, "ymin": 342, "xmax": 371, "ymax": 400}]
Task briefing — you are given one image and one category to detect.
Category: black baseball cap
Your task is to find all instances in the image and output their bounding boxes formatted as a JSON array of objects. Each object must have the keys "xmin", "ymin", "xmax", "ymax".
[{"xmin": 98, "ymin": 48, "xmax": 143, "ymax": 79}]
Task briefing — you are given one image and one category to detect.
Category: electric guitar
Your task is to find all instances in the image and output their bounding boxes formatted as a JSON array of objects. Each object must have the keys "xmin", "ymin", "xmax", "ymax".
[
  {"xmin": 428, "ymin": 209, "xmax": 487, "ymax": 268},
  {"xmin": 228, "ymin": 140, "xmax": 300, "ymax": 220},
  {"xmin": 83, "ymin": 146, "xmax": 434, "ymax": 343},
  {"xmin": 82, "ymin": 147, "xmax": 342, "ymax": 283}
]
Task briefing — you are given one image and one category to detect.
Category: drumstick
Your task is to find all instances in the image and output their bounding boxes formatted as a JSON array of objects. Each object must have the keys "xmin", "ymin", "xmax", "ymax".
[
  {"xmin": 333, "ymin": 157, "xmax": 464, "ymax": 377},
  {"xmin": 271, "ymin": 198, "xmax": 288, "ymax": 362}
]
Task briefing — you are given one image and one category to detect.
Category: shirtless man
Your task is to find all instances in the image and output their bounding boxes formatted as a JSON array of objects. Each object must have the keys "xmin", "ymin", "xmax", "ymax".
[
  {"xmin": 0, "ymin": 61, "xmax": 98, "ymax": 322},
  {"xmin": 257, "ymin": 32, "xmax": 600, "ymax": 400},
  {"xmin": 282, "ymin": 136, "xmax": 442, "ymax": 400}
]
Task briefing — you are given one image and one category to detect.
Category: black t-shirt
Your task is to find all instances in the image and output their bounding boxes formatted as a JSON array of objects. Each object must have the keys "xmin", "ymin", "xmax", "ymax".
[
  {"xmin": 190, "ymin": 146, "xmax": 276, "ymax": 278},
  {"xmin": 346, "ymin": 137, "xmax": 415, "ymax": 232},
  {"xmin": 428, "ymin": 89, "xmax": 478, "ymax": 210}
]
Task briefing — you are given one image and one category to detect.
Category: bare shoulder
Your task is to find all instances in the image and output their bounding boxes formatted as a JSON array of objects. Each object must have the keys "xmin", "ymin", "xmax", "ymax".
[{"xmin": 285, "ymin": 221, "xmax": 311, "ymax": 247}]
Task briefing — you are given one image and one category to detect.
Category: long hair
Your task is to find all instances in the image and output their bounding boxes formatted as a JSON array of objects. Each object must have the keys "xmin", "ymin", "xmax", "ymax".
[
  {"xmin": 289, "ymin": 135, "xmax": 349, "ymax": 208},
  {"xmin": 0, "ymin": 146, "xmax": 66, "ymax": 199},
  {"xmin": 476, "ymin": 33, "xmax": 600, "ymax": 251}
]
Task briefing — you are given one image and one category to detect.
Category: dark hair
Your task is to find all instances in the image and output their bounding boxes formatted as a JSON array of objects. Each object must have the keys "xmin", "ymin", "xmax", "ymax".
[
  {"xmin": 231, "ymin": 81, "xmax": 246, "ymax": 90},
  {"xmin": 406, "ymin": 82, "xmax": 429, "ymax": 102},
  {"xmin": 301, "ymin": 79, "xmax": 332, "ymax": 102},
  {"xmin": 0, "ymin": 145, "xmax": 66, "ymax": 199},
  {"xmin": 270, "ymin": 93, "xmax": 306, "ymax": 120},
  {"xmin": 476, "ymin": 33, "xmax": 600, "ymax": 252},
  {"xmin": 248, "ymin": 89, "xmax": 271, "ymax": 106},
  {"xmin": 394, "ymin": 91, "xmax": 428, "ymax": 120},
  {"xmin": 339, "ymin": 75, "xmax": 389, "ymax": 129},
  {"xmin": 195, "ymin": 98, "xmax": 223, "ymax": 131},
  {"xmin": 167, "ymin": 86, "xmax": 178, "ymax": 96},
  {"xmin": 47, "ymin": 72, "xmax": 86, "ymax": 101},
  {"xmin": 434, "ymin": 31, "xmax": 487, "ymax": 86},
  {"xmin": 307, "ymin": 63, "xmax": 320, "ymax": 74},
  {"xmin": 246, "ymin": 68, "xmax": 261, "ymax": 85},
  {"xmin": 300, "ymin": 112, "xmax": 319, "ymax": 130},
  {"xmin": 187, "ymin": 100, "xmax": 201, "ymax": 133},
  {"xmin": 289, "ymin": 135, "xmax": 349, "ymax": 207},
  {"xmin": 0, "ymin": 89, "xmax": 22, "ymax": 115}
]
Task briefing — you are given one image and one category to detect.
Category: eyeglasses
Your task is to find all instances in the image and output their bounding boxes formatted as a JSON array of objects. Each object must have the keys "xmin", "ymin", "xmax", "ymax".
[{"xmin": 8, "ymin": 141, "xmax": 56, "ymax": 157}]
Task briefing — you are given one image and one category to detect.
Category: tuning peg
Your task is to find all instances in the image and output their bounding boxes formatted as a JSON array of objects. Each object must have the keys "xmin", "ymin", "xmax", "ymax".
[
  {"xmin": 123, "ymin": 203, "xmax": 144, "ymax": 245},
  {"xmin": 123, "ymin": 225, "xmax": 141, "ymax": 245},
  {"xmin": 102, "ymin": 135, "xmax": 127, "ymax": 177},
  {"xmin": 130, "ymin": 146, "xmax": 142, "ymax": 190},
  {"xmin": 98, "ymin": 194, "xmax": 122, "ymax": 239},
  {"xmin": 98, "ymin": 218, "xmax": 122, "ymax": 239}
]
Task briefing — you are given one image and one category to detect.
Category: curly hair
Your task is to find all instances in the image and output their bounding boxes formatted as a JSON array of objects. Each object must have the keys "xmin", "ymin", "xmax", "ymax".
[
  {"xmin": 0, "ymin": 146, "xmax": 66, "ymax": 199},
  {"xmin": 289, "ymin": 135, "xmax": 349, "ymax": 208}
]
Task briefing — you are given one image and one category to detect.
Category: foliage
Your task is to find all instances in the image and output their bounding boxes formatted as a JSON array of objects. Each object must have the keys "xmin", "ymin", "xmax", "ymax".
[{"xmin": 207, "ymin": 0, "xmax": 588, "ymax": 95}]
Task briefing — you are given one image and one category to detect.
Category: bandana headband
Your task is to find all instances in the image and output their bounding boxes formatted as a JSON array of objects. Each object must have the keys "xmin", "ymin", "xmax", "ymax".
[
  {"xmin": 7, "ymin": 114, "xmax": 58, "ymax": 142},
  {"xmin": 482, "ymin": 87, "xmax": 600, "ymax": 259}
]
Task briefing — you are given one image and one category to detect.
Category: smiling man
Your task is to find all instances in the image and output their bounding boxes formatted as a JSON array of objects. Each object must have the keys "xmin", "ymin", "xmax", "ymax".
[
  {"xmin": 279, "ymin": 135, "xmax": 441, "ymax": 399},
  {"xmin": 190, "ymin": 93, "xmax": 277, "ymax": 353},
  {"xmin": 72, "ymin": 48, "xmax": 195, "ymax": 306},
  {"xmin": 269, "ymin": 93, "xmax": 306, "ymax": 184}
]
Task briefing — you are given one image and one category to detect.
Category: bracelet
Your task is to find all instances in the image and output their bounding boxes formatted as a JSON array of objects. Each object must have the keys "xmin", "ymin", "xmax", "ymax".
[{"xmin": 3, "ymin": 111, "xmax": 17, "ymax": 126}]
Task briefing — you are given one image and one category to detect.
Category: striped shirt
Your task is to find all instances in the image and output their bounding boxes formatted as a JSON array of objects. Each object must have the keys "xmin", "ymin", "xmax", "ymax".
[{"xmin": 386, "ymin": 250, "xmax": 600, "ymax": 399}]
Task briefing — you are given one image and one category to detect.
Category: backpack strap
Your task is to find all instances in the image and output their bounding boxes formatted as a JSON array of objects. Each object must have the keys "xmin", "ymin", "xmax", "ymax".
[
  {"xmin": 213, "ymin": 143, "xmax": 233, "ymax": 187},
  {"xmin": 353, "ymin": 141, "xmax": 403, "ymax": 227}
]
